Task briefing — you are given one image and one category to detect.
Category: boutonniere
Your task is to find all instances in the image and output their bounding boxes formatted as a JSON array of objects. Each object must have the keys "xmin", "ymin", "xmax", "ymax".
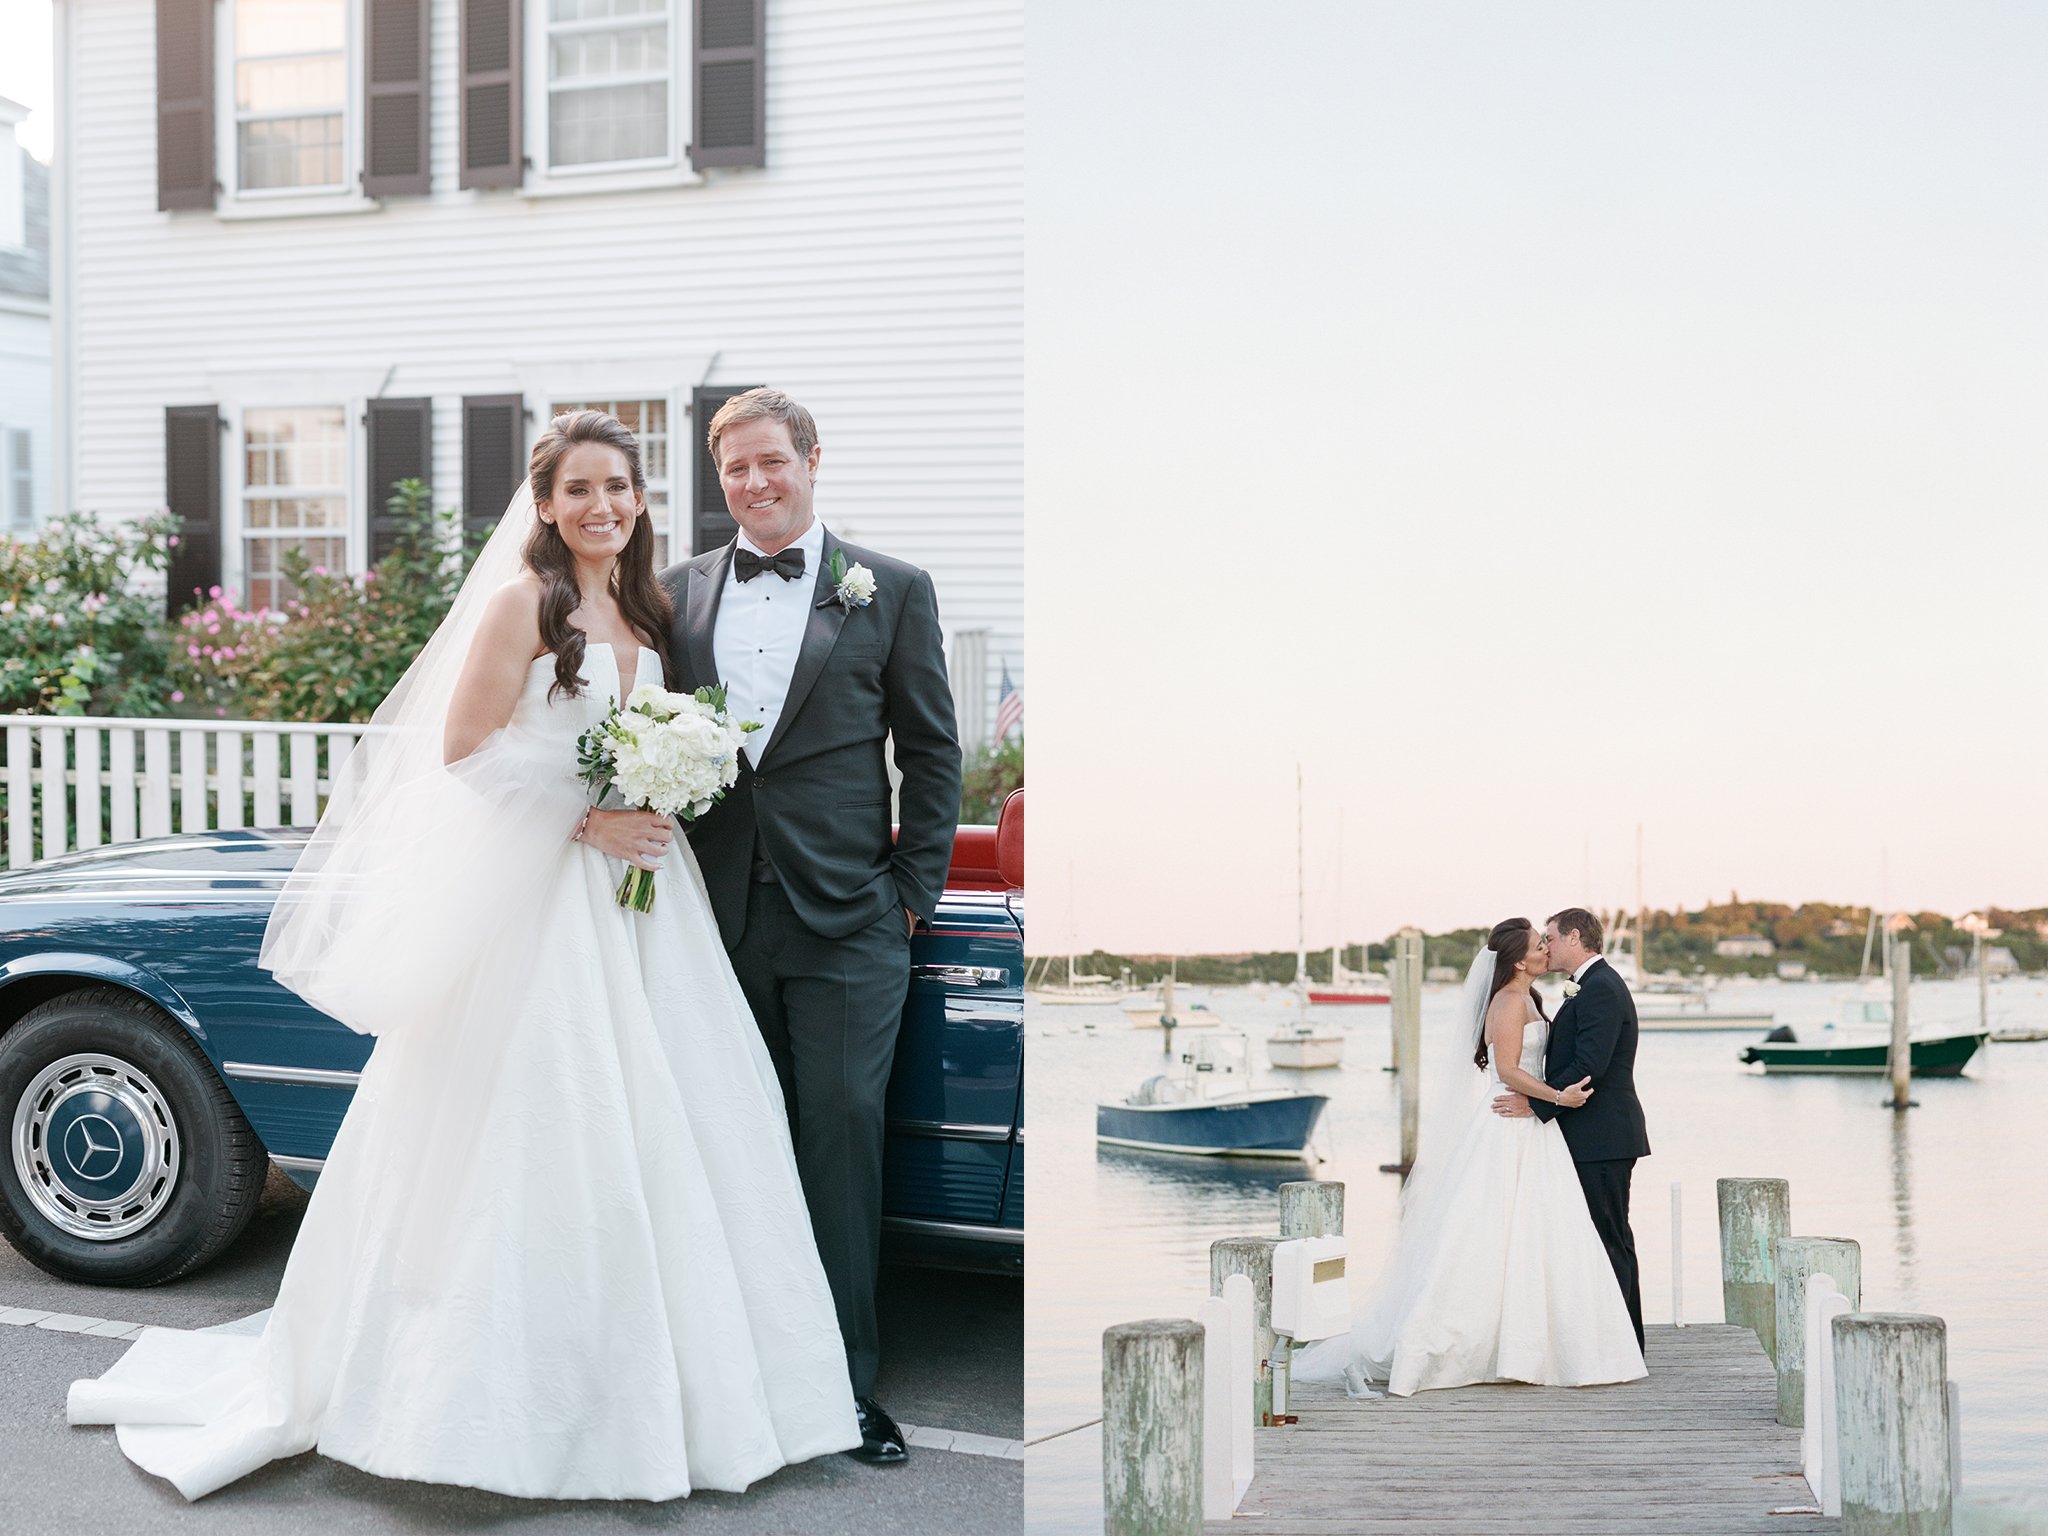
[
  {"xmin": 820, "ymin": 549, "xmax": 876, "ymax": 612},
  {"xmin": 1561, "ymin": 979, "xmax": 1581, "ymax": 999}
]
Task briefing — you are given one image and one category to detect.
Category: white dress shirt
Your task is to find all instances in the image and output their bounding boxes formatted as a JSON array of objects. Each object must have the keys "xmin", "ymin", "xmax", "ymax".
[
  {"xmin": 1572, "ymin": 955, "xmax": 1604, "ymax": 985},
  {"xmin": 714, "ymin": 518, "xmax": 826, "ymax": 766}
]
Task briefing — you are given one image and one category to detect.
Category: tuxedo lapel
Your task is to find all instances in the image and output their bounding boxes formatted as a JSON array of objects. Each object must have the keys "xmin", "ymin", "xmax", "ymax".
[
  {"xmin": 756, "ymin": 525, "xmax": 848, "ymax": 768},
  {"xmin": 683, "ymin": 542, "xmax": 732, "ymax": 688}
]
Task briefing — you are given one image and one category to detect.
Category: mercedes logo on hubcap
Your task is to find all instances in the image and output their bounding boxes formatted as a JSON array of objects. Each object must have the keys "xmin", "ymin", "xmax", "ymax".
[{"xmin": 63, "ymin": 1114, "xmax": 125, "ymax": 1182}]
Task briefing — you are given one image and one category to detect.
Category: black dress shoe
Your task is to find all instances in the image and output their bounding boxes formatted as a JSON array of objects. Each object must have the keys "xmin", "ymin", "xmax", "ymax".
[{"xmin": 847, "ymin": 1395, "xmax": 909, "ymax": 1464}]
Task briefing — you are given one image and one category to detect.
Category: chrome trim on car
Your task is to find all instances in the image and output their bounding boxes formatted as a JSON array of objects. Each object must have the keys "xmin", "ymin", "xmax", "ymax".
[
  {"xmin": 886, "ymin": 1117, "xmax": 1015, "ymax": 1144},
  {"xmin": 269, "ymin": 1154, "xmax": 326, "ymax": 1173},
  {"xmin": 912, "ymin": 963, "xmax": 1009, "ymax": 988},
  {"xmin": 221, "ymin": 1062, "xmax": 363, "ymax": 1088},
  {"xmin": 882, "ymin": 1215, "xmax": 1023, "ymax": 1245}
]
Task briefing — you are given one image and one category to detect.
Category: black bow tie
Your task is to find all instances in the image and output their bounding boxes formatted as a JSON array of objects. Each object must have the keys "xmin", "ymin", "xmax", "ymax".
[{"xmin": 735, "ymin": 547, "xmax": 805, "ymax": 583}]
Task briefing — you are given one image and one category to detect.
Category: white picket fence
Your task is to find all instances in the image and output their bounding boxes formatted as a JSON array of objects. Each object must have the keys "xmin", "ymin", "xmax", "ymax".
[{"xmin": 0, "ymin": 718, "xmax": 368, "ymax": 868}]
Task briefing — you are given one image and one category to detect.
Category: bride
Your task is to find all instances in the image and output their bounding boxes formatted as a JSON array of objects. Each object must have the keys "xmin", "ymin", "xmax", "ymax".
[
  {"xmin": 65, "ymin": 410, "xmax": 860, "ymax": 1499},
  {"xmin": 1296, "ymin": 917, "xmax": 1645, "ymax": 1397}
]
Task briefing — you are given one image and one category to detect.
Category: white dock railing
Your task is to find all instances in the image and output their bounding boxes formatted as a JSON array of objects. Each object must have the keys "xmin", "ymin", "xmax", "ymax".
[{"xmin": 0, "ymin": 717, "xmax": 369, "ymax": 867}]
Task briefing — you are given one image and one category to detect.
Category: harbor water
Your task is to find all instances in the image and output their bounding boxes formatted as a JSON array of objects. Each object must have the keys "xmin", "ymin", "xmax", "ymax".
[{"xmin": 1025, "ymin": 976, "xmax": 2048, "ymax": 1533}]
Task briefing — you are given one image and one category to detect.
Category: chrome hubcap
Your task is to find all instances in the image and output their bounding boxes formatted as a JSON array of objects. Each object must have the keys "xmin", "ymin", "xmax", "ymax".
[{"xmin": 11, "ymin": 1053, "xmax": 180, "ymax": 1240}]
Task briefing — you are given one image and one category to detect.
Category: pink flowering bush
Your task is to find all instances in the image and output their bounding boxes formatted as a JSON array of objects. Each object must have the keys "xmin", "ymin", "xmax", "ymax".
[{"xmin": 171, "ymin": 480, "xmax": 480, "ymax": 723}]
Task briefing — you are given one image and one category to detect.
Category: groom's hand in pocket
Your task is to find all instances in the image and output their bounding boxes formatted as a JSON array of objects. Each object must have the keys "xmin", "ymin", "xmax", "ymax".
[{"xmin": 1491, "ymin": 1091, "xmax": 1534, "ymax": 1119}]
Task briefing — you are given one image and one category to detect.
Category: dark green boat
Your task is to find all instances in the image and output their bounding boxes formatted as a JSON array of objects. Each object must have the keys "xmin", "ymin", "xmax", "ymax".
[{"xmin": 1740, "ymin": 1028, "xmax": 1988, "ymax": 1076}]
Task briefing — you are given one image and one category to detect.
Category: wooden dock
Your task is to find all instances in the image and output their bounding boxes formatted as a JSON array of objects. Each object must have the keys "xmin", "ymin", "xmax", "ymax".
[{"xmin": 1208, "ymin": 1325, "xmax": 1839, "ymax": 1534}]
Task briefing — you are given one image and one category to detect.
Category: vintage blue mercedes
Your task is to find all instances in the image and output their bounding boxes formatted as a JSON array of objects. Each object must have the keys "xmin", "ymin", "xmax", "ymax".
[{"xmin": 0, "ymin": 793, "xmax": 1023, "ymax": 1286}]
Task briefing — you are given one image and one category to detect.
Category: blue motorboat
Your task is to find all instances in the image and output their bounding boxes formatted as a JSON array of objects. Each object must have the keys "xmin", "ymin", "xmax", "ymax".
[{"xmin": 1096, "ymin": 1035, "xmax": 1328, "ymax": 1158}]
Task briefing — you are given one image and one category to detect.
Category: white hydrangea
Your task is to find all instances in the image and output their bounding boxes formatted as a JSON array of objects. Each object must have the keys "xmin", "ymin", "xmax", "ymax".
[{"xmin": 604, "ymin": 707, "xmax": 741, "ymax": 819}]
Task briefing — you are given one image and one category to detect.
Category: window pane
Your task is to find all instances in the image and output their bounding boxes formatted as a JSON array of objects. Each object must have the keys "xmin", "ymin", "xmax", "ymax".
[
  {"xmin": 551, "ymin": 0, "xmax": 664, "ymax": 21},
  {"xmin": 550, "ymin": 22, "xmax": 667, "ymax": 81},
  {"xmin": 238, "ymin": 0, "xmax": 345, "ymax": 56},
  {"xmin": 240, "ymin": 115, "xmax": 345, "ymax": 190},
  {"xmin": 236, "ymin": 54, "xmax": 345, "ymax": 113},
  {"xmin": 550, "ymin": 80, "xmax": 667, "ymax": 165}
]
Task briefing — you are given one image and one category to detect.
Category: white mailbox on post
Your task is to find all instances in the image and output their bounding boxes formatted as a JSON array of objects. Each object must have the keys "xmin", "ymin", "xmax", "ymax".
[{"xmin": 1272, "ymin": 1235, "xmax": 1348, "ymax": 1342}]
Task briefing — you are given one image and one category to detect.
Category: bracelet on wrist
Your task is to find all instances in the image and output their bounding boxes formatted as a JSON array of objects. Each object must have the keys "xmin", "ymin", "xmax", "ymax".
[{"xmin": 572, "ymin": 806, "xmax": 593, "ymax": 843}]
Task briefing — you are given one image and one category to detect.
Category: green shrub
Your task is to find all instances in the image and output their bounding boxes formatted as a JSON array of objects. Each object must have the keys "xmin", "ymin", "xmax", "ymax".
[
  {"xmin": 960, "ymin": 733, "xmax": 1022, "ymax": 824},
  {"xmin": 0, "ymin": 511, "xmax": 177, "ymax": 717}
]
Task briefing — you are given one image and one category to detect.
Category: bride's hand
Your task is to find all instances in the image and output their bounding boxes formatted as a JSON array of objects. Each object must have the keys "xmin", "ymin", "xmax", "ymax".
[
  {"xmin": 580, "ymin": 808, "xmax": 674, "ymax": 870},
  {"xmin": 1558, "ymin": 1076, "xmax": 1595, "ymax": 1109}
]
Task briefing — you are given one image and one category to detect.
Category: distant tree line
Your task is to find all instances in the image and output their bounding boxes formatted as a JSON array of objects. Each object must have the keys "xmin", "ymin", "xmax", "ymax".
[{"xmin": 1034, "ymin": 902, "xmax": 2048, "ymax": 985}]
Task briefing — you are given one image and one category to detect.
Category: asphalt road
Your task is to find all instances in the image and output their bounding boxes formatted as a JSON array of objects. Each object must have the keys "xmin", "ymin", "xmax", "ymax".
[{"xmin": 0, "ymin": 1169, "xmax": 1021, "ymax": 1534}]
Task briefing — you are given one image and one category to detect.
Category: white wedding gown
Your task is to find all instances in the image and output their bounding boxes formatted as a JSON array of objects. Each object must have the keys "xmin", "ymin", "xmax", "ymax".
[
  {"xmin": 68, "ymin": 645, "xmax": 860, "ymax": 1500},
  {"xmin": 1300, "ymin": 1010, "xmax": 1646, "ymax": 1397}
]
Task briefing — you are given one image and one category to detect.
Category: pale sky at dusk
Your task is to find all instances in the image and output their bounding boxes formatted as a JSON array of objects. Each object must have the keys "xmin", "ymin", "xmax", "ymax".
[{"xmin": 1027, "ymin": 1, "xmax": 2048, "ymax": 955}]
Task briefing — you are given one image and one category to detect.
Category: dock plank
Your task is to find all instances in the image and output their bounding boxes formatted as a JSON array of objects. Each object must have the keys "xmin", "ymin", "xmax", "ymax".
[{"xmin": 1210, "ymin": 1325, "xmax": 1837, "ymax": 1535}]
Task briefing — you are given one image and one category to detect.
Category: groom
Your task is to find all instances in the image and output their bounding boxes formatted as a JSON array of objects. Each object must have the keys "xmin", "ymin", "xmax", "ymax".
[
  {"xmin": 660, "ymin": 388, "xmax": 963, "ymax": 1464},
  {"xmin": 1493, "ymin": 907, "xmax": 1650, "ymax": 1351}
]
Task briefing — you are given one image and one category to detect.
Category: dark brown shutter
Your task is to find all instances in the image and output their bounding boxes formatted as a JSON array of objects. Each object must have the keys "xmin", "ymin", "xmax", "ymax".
[
  {"xmin": 691, "ymin": 0, "xmax": 765, "ymax": 170},
  {"xmin": 365, "ymin": 0, "xmax": 431, "ymax": 196},
  {"xmin": 462, "ymin": 395, "xmax": 525, "ymax": 540},
  {"xmin": 459, "ymin": 0, "xmax": 522, "ymax": 189},
  {"xmin": 155, "ymin": 0, "xmax": 215, "ymax": 210},
  {"xmin": 164, "ymin": 406, "xmax": 222, "ymax": 615},
  {"xmin": 366, "ymin": 398, "xmax": 433, "ymax": 561},
  {"xmin": 690, "ymin": 385, "xmax": 761, "ymax": 555}
]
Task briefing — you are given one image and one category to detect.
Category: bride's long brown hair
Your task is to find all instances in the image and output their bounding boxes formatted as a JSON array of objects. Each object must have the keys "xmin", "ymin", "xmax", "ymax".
[
  {"xmin": 524, "ymin": 410, "xmax": 675, "ymax": 702},
  {"xmin": 1474, "ymin": 917, "xmax": 1550, "ymax": 1070}
]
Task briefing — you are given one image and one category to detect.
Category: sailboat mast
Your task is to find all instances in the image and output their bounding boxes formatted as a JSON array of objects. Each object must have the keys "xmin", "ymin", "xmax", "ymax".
[
  {"xmin": 1635, "ymin": 823, "xmax": 1646, "ymax": 987},
  {"xmin": 1331, "ymin": 809, "xmax": 1344, "ymax": 983},
  {"xmin": 1295, "ymin": 765, "xmax": 1308, "ymax": 998}
]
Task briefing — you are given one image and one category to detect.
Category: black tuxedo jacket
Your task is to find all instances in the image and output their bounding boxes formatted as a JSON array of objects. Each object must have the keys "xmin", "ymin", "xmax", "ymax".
[
  {"xmin": 1530, "ymin": 956, "xmax": 1651, "ymax": 1162},
  {"xmin": 659, "ymin": 527, "xmax": 962, "ymax": 947}
]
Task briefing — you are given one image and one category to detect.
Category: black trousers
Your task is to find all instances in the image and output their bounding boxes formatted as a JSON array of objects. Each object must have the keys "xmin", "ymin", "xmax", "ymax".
[
  {"xmin": 727, "ymin": 881, "xmax": 910, "ymax": 1399},
  {"xmin": 1575, "ymin": 1157, "xmax": 1644, "ymax": 1351}
]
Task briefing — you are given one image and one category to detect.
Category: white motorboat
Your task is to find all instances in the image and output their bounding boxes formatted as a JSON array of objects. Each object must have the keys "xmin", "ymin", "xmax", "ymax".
[{"xmin": 1267, "ymin": 1022, "xmax": 1345, "ymax": 1070}]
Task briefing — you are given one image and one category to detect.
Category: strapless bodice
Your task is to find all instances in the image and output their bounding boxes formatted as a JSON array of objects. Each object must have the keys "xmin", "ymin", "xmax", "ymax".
[{"xmin": 1487, "ymin": 1012, "xmax": 1549, "ymax": 1085}]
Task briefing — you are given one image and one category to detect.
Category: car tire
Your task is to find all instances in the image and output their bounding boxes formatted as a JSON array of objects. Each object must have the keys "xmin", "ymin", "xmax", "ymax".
[{"xmin": 0, "ymin": 986, "xmax": 266, "ymax": 1285}]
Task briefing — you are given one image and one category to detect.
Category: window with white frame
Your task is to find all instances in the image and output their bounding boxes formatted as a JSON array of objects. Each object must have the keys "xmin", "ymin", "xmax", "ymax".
[
  {"xmin": 545, "ymin": 0, "xmax": 676, "ymax": 169},
  {"xmin": 548, "ymin": 397, "xmax": 673, "ymax": 564},
  {"xmin": 243, "ymin": 407, "xmax": 349, "ymax": 611},
  {"xmin": 234, "ymin": 0, "xmax": 348, "ymax": 191},
  {"xmin": 5, "ymin": 429, "xmax": 29, "ymax": 532}
]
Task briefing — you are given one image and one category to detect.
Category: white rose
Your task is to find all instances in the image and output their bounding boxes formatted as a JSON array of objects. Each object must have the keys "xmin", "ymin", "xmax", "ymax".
[{"xmin": 841, "ymin": 563, "xmax": 877, "ymax": 603}]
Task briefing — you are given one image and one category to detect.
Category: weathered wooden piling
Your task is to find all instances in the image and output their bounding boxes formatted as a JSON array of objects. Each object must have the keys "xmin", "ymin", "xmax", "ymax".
[
  {"xmin": 1774, "ymin": 1235, "xmax": 1861, "ymax": 1426},
  {"xmin": 1718, "ymin": 1176, "xmax": 1791, "ymax": 1360},
  {"xmin": 1278, "ymin": 1180, "xmax": 1344, "ymax": 1237},
  {"xmin": 1210, "ymin": 1236, "xmax": 1279, "ymax": 1425},
  {"xmin": 1104, "ymin": 1318, "xmax": 1204, "ymax": 1536},
  {"xmin": 1392, "ymin": 933, "xmax": 1425, "ymax": 1171},
  {"xmin": 1834, "ymin": 1312, "xmax": 1950, "ymax": 1536},
  {"xmin": 1889, "ymin": 938, "xmax": 1913, "ymax": 1109}
]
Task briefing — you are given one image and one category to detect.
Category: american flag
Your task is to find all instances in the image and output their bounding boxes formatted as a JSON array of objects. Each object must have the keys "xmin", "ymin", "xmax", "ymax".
[{"xmin": 994, "ymin": 659, "xmax": 1023, "ymax": 741}]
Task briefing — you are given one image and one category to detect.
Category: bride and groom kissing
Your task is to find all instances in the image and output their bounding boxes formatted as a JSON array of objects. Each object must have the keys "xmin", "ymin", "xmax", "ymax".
[
  {"xmin": 1301, "ymin": 909, "xmax": 1651, "ymax": 1398},
  {"xmin": 67, "ymin": 390, "xmax": 964, "ymax": 1500}
]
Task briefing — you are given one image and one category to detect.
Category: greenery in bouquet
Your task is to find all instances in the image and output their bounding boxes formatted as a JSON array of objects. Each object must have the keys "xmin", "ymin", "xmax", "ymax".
[
  {"xmin": 577, "ymin": 684, "xmax": 763, "ymax": 911},
  {"xmin": 171, "ymin": 480, "xmax": 484, "ymax": 723},
  {"xmin": 0, "ymin": 510, "xmax": 178, "ymax": 717}
]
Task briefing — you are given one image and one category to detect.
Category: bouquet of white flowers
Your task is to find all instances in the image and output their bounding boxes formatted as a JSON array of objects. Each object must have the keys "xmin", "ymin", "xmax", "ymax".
[{"xmin": 576, "ymin": 682, "xmax": 762, "ymax": 912}]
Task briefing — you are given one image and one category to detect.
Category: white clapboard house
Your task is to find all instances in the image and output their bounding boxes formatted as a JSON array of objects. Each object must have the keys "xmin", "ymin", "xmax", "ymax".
[
  {"xmin": 45, "ymin": 0, "xmax": 1021, "ymax": 742},
  {"xmin": 0, "ymin": 96, "xmax": 51, "ymax": 532}
]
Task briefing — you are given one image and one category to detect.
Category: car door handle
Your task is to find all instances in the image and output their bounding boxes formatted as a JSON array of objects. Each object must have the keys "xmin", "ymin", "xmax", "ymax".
[{"xmin": 913, "ymin": 964, "xmax": 1008, "ymax": 987}]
